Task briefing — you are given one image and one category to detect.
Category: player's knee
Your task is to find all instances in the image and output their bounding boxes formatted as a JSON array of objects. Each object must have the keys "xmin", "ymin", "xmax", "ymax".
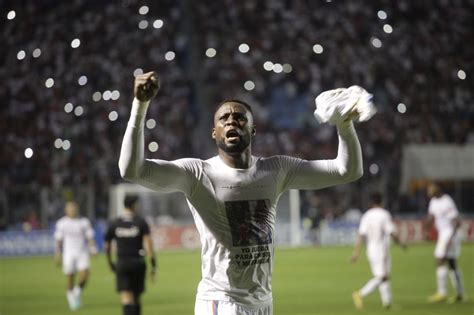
[{"xmin": 447, "ymin": 258, "xmax": 457, "ymax": 270}]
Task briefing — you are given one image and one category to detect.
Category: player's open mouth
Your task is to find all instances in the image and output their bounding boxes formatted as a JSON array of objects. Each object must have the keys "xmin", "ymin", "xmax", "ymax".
[{"xmin": 225, "ymin": 129, "xmax": 241, "ymax": 142}]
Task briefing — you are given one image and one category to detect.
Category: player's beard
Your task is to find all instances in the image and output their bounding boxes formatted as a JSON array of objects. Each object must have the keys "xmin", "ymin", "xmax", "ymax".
[{"xmin": 216, "ymin": 134, "xmax": 251, "ymax": 154}]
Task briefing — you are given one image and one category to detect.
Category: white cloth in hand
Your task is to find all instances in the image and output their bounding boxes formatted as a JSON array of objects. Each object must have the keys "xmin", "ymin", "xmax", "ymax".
[{"xmin": 313, "ymin": 85, "xmax": 376, "ymax": 125}]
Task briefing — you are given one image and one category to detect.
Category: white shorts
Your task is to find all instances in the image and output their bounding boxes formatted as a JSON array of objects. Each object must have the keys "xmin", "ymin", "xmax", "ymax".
[
  {"xmin": 434, "ymin": 232, "xmax": 461, "ymax": 259},
  {"xmin": 368, "ymin": 254, "xmax": 391, "ymax": 278},
  {"xmin": 62, "ymin": 252, "xmax": 90, "ymax": 275},
  {"xmin": 195, "ymin": 299, "xmax": 273, "ymax": 315}
]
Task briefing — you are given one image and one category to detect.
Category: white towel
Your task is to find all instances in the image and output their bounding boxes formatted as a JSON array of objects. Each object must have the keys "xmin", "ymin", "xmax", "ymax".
[{"xmin": 313, "ymin": 85, "xmax": 377, "ymax": 125}]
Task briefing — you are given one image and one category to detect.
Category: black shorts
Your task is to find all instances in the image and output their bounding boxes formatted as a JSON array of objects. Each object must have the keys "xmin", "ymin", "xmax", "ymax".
[{"xmin": 116, "ymin": 257, "xmax": 146, "ymax": 294}]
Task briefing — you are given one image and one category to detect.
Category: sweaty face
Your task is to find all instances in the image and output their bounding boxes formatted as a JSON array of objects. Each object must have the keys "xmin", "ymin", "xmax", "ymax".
[
  {"xmin": 427, "ymin": 183, "xmax": 440, "ymax": 198},
  {"xmin": 212, "ymin": 102, "xmax": 255, "ymax": 154}
]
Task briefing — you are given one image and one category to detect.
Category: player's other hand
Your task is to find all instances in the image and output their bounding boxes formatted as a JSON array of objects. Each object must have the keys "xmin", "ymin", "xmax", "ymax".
[
  {"xmin": 108, "ymin": 261, "xmax": 117, "ymax": 273},
  {"xmin": 150, "ymin": 268, "xmax": 157, "ymax": 283},
  {"xmin": 350, "ymin": 254, "xmax": 359, "ymax": 264},
  {"xmin": 134, "ymin": 71, "xmax": 160, "ymax": 102},
  {"xmin": 54, "ymin": 252, "xmax": 62, "ymax": 267}
]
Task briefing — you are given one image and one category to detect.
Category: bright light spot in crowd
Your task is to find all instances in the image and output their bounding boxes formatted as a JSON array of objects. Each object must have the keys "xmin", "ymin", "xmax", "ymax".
[
  {"xmin": 153, "ymin": 19, "xmax": 164, "ymax": 29},
  {"xmin": 71, "ymin": 38, "xmax": 81, "ymax": 48},
  {"xmin": 111, "ymin": 90, "xmax": 120, "ymax": 100},
  {"xmin": 146, "ymin": 119, "xmax": 156, "ymax": 129},
  {"xmin": 244, "ymin": 80, "xmax": 255, "ymax": 91},
  {"xmin": 383, "ymin": 24, "xmax": 393, "ymax": 34},
  {"xmin": 273, "ymin": 63, "xmax": 283, "ymax": 73},
  {"xmin": 133, "ymin": 68, "xmax": 143, "ymax": 77},
  {"xmin": 282, "ymin": 63, "xmax": 293, "ymax": 73},
  {"xmin": 103, "ymin": 90, "xmax": 112, "ymax": 101},
  {"xmin": 377, "ymin": 10, "xmax": 387, "ymax": 20},
  {"xmin": 62, "ymin": 140, "xmax": 71, "ymax": 151},
  {"xmin": 205, "ymin": 48, "xmax": 217, "ymax": 58},
  {"xmin": 74, "ymin": 106, "xmax": 84, "ymax": 116},
  {"xmin": 32, "ymin": 48, "xmax": 42, "ymax": 58},
  {"xmin": 238, "ymin": 43, "xmax": 250, "ymax": 53},
  {"xmin": 138, "ymin": 20, "xmax": 148, "ymax": 29},
  {"xmin": 78, "ymin": 75, "xmax": 88, "ymax": 86},
  {"xmin": 7, "ymin": 10, "xmax": 16, "ymax": 20},
  {"xmin": 108, "ymin": 111, "xmax": 118, "ymax": 121},
  {"xmin": 54, "ymin": 138, "xmax": 63, "ymax": 149},
  {"xmin": 263, "ymin": 61, "xmax": 274, "ymax": 71},
  {"xmin": 148, "ymin": 142, "xmax": 159, "ymax": 152},
  {"xmin": 45, "ymin": 78, "xmax": 54, "ymax": 88},
  {"xmin": 165, "ymin": 51, "xmax": 175, "ymax": 61},
  {"xmin": 64, "ymin": 102, "xmax": 74, "ymax": 113},
  {"xmin": 139, "ymin": 5, "xmax": 149, "ymax": 15},
  {"xmin": 24, "ymin": 148, "xmax": 33, "ymax": 159},
  {"xmin": 92, "ymin": 91, "xmax": 102, "ymax": 102},
  {"xmin": 457, "ymin": 70, "xmax": 466, "ymax": 80},
  {"xmin": 397, "ymin": 103, "xmax": 407, "ymax": 114},
  {"xmin": 371, "ymin": 37, "xmax": 382, "ymax": 48},
  {"xmin": 17, "ymin": 50, "xmax": 26, "ymax": 60},
  {"xmin": 313, "ymin": 44, "xmax": 324, "ymax": 54},
  {"xmin": 369, "ymin": 163, "xmax": 379, "ymax": 175}
]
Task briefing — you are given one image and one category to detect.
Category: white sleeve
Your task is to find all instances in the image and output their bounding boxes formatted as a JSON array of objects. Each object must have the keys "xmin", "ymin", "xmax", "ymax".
[
  {"xmin": 118, "ymin": 98, "xmax": 198, "ymax": 195},
  {"xmin": 385, "ymin": 213, "xmax": 396, "ymax": 235},
  {"xmin": 283, "ymin": 121, "xmax": 363, "ymax": 190},
  {"xmin": 84, "ymin": 219, "xmax": 95, "ymax": 240},
  {"xmin": 445, "ymin": 195, "xmax": 459, "ymax": 219},
  {"xmin": 54, "ymin": 220, "xmax": 63, "ymax": 240},
  {"xmin": 358, "ymin": 215, "xmax": 367, "ymax": 235}
]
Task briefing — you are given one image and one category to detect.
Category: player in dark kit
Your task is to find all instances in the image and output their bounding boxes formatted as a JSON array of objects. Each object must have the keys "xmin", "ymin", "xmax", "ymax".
[{"xmin": 104, "ymin": 195, "xmax": 157, "ymax": 315}]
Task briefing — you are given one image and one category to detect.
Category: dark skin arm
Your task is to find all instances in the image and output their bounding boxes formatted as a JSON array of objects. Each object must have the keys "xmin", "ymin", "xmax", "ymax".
[
  {"xmin": 143, "ymin": 234, "xmax": 157, "ymax": 282},
  {"xmin": 104, "ymin": 241, "xmax": 116, "ymax": 272}
]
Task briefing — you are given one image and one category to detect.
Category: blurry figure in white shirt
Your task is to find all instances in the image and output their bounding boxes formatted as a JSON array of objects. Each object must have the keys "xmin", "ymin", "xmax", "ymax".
[
  {"xmin": 351, "ymin": 192, "xmax": 406, "ymax": 309},
  {"xmin": 54, "ymin": 201, "xmax": 97, "ymax": 310},
  {"xmin": 425, "ymin": 182, "xmax": 464, "ymax": 303}
]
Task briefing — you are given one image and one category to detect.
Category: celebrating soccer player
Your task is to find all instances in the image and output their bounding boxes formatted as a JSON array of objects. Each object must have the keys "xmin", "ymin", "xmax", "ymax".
[
  {"xmin": 118, "ymin": 71, "xmax": 364, "ymax": 314},
  {"xmin": 350, "ymin": 192, "xmax": 406, "ymax": 310},
  {"xmin": 54, "ymin": 201, "xmax": 97, "ymax": 310},
  {"xmin": 425, "ymin": 182, "xmax": 465, "ymax": 303}
]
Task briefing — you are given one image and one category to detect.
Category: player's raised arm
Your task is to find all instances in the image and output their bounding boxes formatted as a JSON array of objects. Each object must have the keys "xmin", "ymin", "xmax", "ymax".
[{"xmin": 118, "ymin": 72, "xmax": 194, "ymax": 193}]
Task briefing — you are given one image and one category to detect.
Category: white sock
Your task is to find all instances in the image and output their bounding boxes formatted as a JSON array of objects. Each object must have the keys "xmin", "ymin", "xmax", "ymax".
[
  {"xmin": 436, "ymin": 266, "xmax": 448, "ymax": 295},
  {"xmin": 360, "ymin": 277, "xmax": 382, "ymax": 297},
  {"xmin": 449, "ymin": 269, "xmax": 464, "ymax": 296},
  {"xmin": 66, "ymin": 290, "xmax": 75, "ymax": 309},
  {"xmin": 73, "ymin": 285, "xmax": 81, "ymax": 297},
  {"xmin": 379, "ymin": 281, "xmax": 392, "ymax": 306}
]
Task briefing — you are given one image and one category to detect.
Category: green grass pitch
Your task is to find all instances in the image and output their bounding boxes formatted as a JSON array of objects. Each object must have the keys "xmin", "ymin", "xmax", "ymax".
[{"xmin": 1, "ymin": 244, "xmax": 472, "ymax": 315}]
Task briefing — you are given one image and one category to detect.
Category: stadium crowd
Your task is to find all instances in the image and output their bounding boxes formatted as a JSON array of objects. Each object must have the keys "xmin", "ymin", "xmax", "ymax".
[{"xmin": 1, "ymin": 0, "xmax": 473, "ymax": 230}]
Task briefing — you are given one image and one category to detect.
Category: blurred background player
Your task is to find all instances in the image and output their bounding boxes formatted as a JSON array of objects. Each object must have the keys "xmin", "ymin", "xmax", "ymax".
[
  {"xmin": 425, "ymin": 182, "xmax": 465, "ymax": 303},
  {"xmin": 351, "ymin": 192, "xmax": 406, "ymax": 309},
  {"xmin": 104, "ymin": 195, "xmax": 157, "ymax": 315},
  {"xmin": 54, "ymin": 201, "xmax": 97, "ymax": 310}
]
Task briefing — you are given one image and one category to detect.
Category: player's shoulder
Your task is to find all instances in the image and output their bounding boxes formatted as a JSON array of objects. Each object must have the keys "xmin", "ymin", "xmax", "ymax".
[{"xmin": 256, "ymin": 155, "xmax": 303, "ymax": 169}]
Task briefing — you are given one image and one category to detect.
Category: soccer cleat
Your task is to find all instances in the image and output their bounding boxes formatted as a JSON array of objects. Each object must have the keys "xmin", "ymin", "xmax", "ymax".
[
  {"xmin": 352, "ymin": 291, "xmax": 364, "ymax": 310},
  {"xmin": 428, "ymin": 293, "xmax": 447, "ymax": 303},
  {"xmin": 447, "ymin": 294, "xmax": 465, "ymax": 304}
]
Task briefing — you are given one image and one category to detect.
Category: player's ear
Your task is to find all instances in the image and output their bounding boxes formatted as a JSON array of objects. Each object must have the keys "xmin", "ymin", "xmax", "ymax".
[
  {"xmin": 252, "ymin": 126, "xmax": 256, "ymax": 136},
  {"xmin": 212, "ymin": 128, "xmax": 216, "ymax": 139}
]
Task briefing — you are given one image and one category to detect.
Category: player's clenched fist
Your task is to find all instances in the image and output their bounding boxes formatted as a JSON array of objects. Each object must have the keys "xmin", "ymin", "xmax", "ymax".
[{"xmin": 134, "ymin": 71, "xmax": 160, "ymax": 102}]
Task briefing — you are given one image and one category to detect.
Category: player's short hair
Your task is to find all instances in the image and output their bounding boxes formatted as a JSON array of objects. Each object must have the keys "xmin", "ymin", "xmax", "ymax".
[
  {"xmin": 215, "ymin": 98, "xmax": 253, "ymax": 115},
  {"xmin": 124, "ymin": 195, "xmax": 139, "ymax": 209},
  {"xmin": 369, "ymin": 192, "xmax": 383, "ymax": 205}
]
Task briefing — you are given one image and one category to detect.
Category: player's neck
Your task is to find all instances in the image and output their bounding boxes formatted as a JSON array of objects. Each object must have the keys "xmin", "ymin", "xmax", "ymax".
[{"xmin": 218, "ymin": 148, "xmax": 252, "ymax": 169}]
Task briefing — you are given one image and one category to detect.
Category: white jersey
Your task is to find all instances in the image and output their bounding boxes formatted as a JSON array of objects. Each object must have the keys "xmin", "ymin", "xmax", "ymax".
[
  {"xmin": 119, "ymin": 98, "xmax": 362, "ymax": 306},
  {"xmin": 54, "ymin": 216, "xmax": 94, "ymax": 256},
  {"xmin": 428, "ymin": 194, "xmax": 459, "ymax": 234},
  {"xmin": 358, "ymin": 207, "xmax": 395, "ymax": 259}
]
